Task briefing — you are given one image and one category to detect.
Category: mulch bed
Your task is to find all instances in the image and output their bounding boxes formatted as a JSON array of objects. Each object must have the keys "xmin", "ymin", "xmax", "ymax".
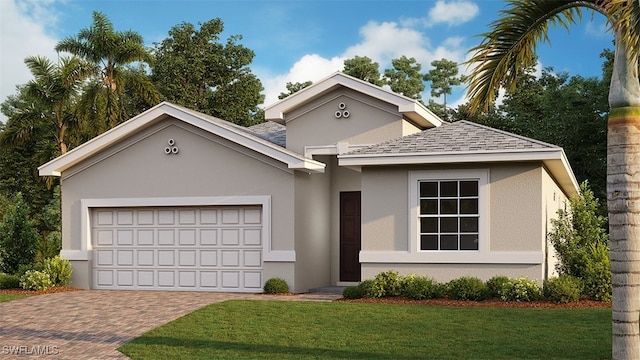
[
  {"xmin": 337, "ymin": 296, "xmax": 611, "ymax": 309},
  {"xmin": 0, "ymin": 286, "xmax": 83, "ymax": 296}
]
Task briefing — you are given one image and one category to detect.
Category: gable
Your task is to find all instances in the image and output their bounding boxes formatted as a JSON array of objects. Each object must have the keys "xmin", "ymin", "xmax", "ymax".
[{"xmin": 39, "ymin": 102, "xmax": 325, "ymax": 177}]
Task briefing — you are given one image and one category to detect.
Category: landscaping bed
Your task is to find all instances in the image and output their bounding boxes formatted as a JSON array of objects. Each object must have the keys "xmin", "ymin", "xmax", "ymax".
[
  {"xmin": 338, "ymin": 296, "xmax": 610, "ymax": 309},
  {"xmin": 0, "ymin": 286, "xmax": 81, "ymax": 296}
]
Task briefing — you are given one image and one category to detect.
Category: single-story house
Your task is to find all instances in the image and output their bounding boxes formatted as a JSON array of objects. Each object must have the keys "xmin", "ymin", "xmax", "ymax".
[{"xmin": 39, "ymin": 72, "xmax": 578, "ymax": 293}]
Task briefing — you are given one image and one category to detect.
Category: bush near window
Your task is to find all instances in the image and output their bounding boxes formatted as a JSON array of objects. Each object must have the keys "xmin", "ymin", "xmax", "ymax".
[
  {"xmin": 446, "ymin": 276, "xmax": 488, "ymax": 301},
  {"xmin": 263, "ymin": 277, "xmax": 289, "ymax": 294},
  {"xmin": 400, "ymin": 274, "xmax": 444, "ymax": 300},
  {"xmin": 543, "ymin": 275, "xmax": 583, "ymax": 303},
  {"xmin": 548, "ymin": 181, "xmax": 611, "ymax": 301},
  {"xmin": 43, "ymin": 256, "xmax": 72, "ymax": 286},
  {"xmin": 0, "ymin": 273, "xmax": 21, "ymax": 289},
  {"xmin": 500, "ymin": 277, "xmax": 542, "ymax": 302},
  {"xmin": 342, "ymin": 285, "xmax": 364, "ymax": 299},
  {"xmin": 370, "ymin": 270, "xmax": 402, "ymax": 298},
  {"xmin": 20, "ymin": 270, "xmax": 53, "ymax": 291},
  {"xmin": 486, "ymin": 275, "xmax": 511, "ymax": 298}
]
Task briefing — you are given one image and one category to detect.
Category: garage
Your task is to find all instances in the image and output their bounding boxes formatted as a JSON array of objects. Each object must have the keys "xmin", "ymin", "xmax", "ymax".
[{"xmin": 91, "ymin": 206, "xmax": 263, "ymax": 292}]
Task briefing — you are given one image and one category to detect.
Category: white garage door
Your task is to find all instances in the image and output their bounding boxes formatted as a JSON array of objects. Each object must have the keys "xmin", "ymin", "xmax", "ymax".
[{"xmin": 91, "ymin": 206, "xmax": 263, "ymax": 292}]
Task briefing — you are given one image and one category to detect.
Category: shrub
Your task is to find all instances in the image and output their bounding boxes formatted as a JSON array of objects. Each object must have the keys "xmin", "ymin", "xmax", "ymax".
[
  {"xmin": 500, "ymin": 277, "xmax": 542, "ymax": 302},
  {"xmin": 446, "ymin": 276, "xmax": 488, "ymax": 301},
  {"xmin": 544, "ymin": 276, "xmax": 583, "ymax": 303},
  {"xmin": 370, "ymin": 270, "xmax": 401, "ymax": 298},
  {"xmin": 549, "ymin": 181, "xmax": 611, "ymax": 301},
  {"xmin": 358, "ymin": 279, "xmax": 376, "ymax": 298},
  {"xmin": 0, "ymin": 193, "xmax": 39, "ymax": 274},
  {"xmin": 35, "ymin": 231, "xmax": 62, "ymax": 264},
  {"xmin": 263, "ymin": 277, "xmax": 289, "ymax": 294},
  {"xmin": 400, "ymin": 274, "xmax": 444, "ymax": 300},
  {"xmin": 14, "ymin": 262, "xmax": 45, "ymax": 277},
  {"xmin": 20, "ymin": 270, "xmax": 53, "ymax": 291},
  {"xmin": 0, "ymin": 273, "xmax": 20, "ymax": 289},
  {"xmin": 342, "ymin": 285, "xmax": 364, "ymax": 299},
  {"xmin": 43, "ymin": 256, "xmax": 72, "ymax": 286},
  {"xmin": 486, "ymin": 276, "xmax": 510, "ymax": 298}
]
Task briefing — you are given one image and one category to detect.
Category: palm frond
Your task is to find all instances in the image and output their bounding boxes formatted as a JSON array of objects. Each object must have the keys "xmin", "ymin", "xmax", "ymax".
[
  {"xmin": 603, "ymin": 0, "xmax": 640, "ymax": 60},
  {"xmin": 465, "ymin": 0, "xmax": 604, "ymax": 113}
]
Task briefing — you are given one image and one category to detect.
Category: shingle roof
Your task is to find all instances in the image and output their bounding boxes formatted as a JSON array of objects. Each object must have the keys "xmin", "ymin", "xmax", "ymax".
[
  {"xmin": 345, "ymin": 120, "xmax": 558, "ymax": 156},
  {"xmin": 247, "ymin": 121, "xmax": 286, "ymax": 147}
]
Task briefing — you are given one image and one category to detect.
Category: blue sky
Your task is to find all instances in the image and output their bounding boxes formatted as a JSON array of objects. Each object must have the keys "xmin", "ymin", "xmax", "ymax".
[{"xmin": 0, "ymin": 0, "xmax": 613, "ymax": 122}]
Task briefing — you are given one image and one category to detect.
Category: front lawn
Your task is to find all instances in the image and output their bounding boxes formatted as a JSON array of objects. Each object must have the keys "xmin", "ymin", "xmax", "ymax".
[
  {"xmin": 0, "ymin": 294, "xmax": 29, "ymax": 303},
  {"xmin": 120, "ymin": 300, "xmax": 611, "ymax": 360}
]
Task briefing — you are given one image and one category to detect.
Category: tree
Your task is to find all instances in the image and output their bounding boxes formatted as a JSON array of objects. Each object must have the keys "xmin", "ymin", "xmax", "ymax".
[
  {"xmin": 383, "ymin": 56, "xmax": 425, "ymax": 101},
  {"xmin": 0, "ymin": 193, "xmax": 39, "ymax": 274},
  {"xmin": 423, "ymin": 58, "xmax": 466, "ymax": 120},
  {"xmin": 278, "ymin": 81, "xmax": 313, "ymax": 100},
  {"xmin": 152, "ymin": 18, "xmax": 264, "ymax": 126},
  {"xmin": 56, "ymin": 11, "xmax": 159, "ymax": 135},
  {"xmin": 465, "ymin": 1, "xmax": 640, "ymax": 357},
  {"xmin": 343, "ymin": 56, "xmax": 384, "ymax": 86},
  {"xmin": 549, "ymin": 181, "xmax": 611, "ymax": 301}
]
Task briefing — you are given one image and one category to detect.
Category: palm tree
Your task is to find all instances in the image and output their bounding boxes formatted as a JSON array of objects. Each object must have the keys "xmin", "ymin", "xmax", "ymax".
[
  {"xmin": 55, "ymin": 11, "xmax": 159, "ymax": 135},
  {"xmin": 465, "ymin": 1, "xmax": 640, "ymax": 358},
  {"xmin": 1, "ymin": 56, "xmax": 92, "ymax": 156}
]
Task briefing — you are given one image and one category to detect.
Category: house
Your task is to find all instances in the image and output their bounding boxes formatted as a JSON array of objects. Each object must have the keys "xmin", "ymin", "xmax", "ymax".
[{"xmin": 38, "ymin": 72, "xmax": 578, "ymax": 293}]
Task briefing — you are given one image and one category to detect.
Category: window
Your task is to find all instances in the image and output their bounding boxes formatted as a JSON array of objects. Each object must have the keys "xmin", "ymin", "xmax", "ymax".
[{"xmin": 418, "ymin": 180, "xmax": 479, "ymax": 251}]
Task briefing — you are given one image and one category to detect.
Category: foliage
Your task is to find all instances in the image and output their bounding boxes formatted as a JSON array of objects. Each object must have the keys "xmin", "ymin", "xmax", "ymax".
[
  {"xmin": 383, "ymin": 56, "xmax": 425, "ymax": 101},
  {"xmin": 152, "ymin": 18, "xmax": 264, "ymax": 126},
  {"xmin": 0, "ymin": 273, "xmax": 21, "ymax": 289},
  {"xmin": 399, "ymin": 274, "xmax": 444, "ymax": 300},
  {"xmin": 342, "ymin": 285, "xmax": 364, "ymax": 299},
  {"xmin": 35, "ymin": 186, "xmax": 61, "ymax": 262},
  {"xmin": 357, "ymin": 279, "xmax": 375, "ymax": 298},
  {"xmin": 343, "ymin": 56, "xmax": 384, "ymax": 86},
  {"xmin": 549, "ymin": 181, "xmax": 611, "ymax": 301},
  {"xmin": 370, "ymin": 270, "xmax": 401, "ymax": 298},
  {"xmin": 0, "ymin": 193, "xmax": 39, "ymax": 274},
  {"xmin": 15, "ymin": 262, "xmax": 45, "ymax": 278},
  {"xmin": 263, "ymin": 277, "xmax": 289, "ymax": 294},
  {"xmin": 19, "ymin": 270, "xmax": 53, "ymax": 291},
  {"xmin": 486, "ymin": 275, "xmax": 511, "ymax": 298},
  {"xmin": 120, "ymin": 300, "xmax": 611, "ymax": 360},
  {"xmin": 446, "ymin": 276, "xmax": 488, "ymax": 301},
  {"xmin": 35, "ymin": 232, "xmax": 61, "ymax": 264},
  {"xmin": 278, "ymin": 81, "xmax": 312, "ymax": 100},
  {"xmin": 500, "ymin": 277, "xmax": 542, "ymax": 302},
  {"xmin": 543, "ymin": 276, "xmax": 583, "ymax": 304},
  {"xmin": 42, "ymin": 256, "xmax": 72, "ymax": 286},
  {"xmin": 423, "ymin": 58, "xmax": 466, "ymax": 120},
  {"xmin": 56, "ymin": 11, "xmax": 159, "ymax": 134}
]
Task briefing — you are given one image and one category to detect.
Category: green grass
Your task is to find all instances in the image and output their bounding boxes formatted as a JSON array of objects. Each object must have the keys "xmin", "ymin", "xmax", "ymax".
[
  {"xmin": 0, "ymin": 294, "xmax": 29, "ymax": 303},
  {"xmin": 120, "ymin": 300, "xmax": 611, "ymax": 360}
]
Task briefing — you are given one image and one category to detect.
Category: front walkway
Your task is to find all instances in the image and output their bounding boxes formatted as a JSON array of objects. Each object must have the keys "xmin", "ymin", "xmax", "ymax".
[{"xmin": 0, "ymin": 290, "xmax": 341, "ymax": 359}]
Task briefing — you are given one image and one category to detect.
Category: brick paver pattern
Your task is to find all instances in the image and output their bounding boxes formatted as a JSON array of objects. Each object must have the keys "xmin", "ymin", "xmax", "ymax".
[{"xmin": 0, "ymin": 290, "xmax": 341, "ymax": 359}]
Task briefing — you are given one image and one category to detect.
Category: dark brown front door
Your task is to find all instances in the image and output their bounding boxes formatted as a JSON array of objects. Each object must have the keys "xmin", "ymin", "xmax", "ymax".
[{"xmin": 340, "ymin": 191, "xmax": 361, "ymax": 282}]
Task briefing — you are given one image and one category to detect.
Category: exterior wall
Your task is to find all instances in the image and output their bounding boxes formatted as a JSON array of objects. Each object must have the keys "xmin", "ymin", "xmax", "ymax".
[
  {"xmin": 293, "ymin": 155, "xmax": 332, "ymax": 292},
  {"xmin": 60, "ymin": 118, "xmax": 296, "ymax": 289},
  {"xmin": 285, "ymin": 88, "xmax": 419, "ymax": 154},
  {"xmin": 359, "ymin": 163, "xmax": 564, "ymax": 283},
  {"xmin": 542, "ymin": 167, "xmax": 568, "ymax": 278}
]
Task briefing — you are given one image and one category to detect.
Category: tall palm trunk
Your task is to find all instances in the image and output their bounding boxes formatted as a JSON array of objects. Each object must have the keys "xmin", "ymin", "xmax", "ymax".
[{"xmin": 607, "ymin": 33, "xmax": 640, "ymax": 360}]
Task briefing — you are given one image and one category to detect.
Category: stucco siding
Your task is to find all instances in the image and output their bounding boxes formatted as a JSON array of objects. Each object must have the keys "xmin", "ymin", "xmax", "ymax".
[
  {"xmin": 60, "ymin": 118, "xmax": 296, "ymax": 288},
  {"xmin": 542, "ymin": 167, "xmax": 567, "ymax": 278},
  {"xmin": 285, "ymin": 88, "xmax": 409, "ymax": 154},
  {"xmin": 293, "ymin": 158, "xmax": 331, "ymax": 292}
]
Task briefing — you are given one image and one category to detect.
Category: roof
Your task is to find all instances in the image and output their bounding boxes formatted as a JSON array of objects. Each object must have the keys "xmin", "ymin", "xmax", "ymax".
[
  {"xmin": 247, "ymin": 121, "xmax": 286, "ymax": 147},
  {"xmin": 264, "ymin": 72, "xmax": 442, "ymax": 129},
  {"xmin": 38, "ymin": 102, "xmax": 325, "ymax": 177},
  {"xmin": 339, "ymin": 121, "xmax": 579, "ymax": 197}
]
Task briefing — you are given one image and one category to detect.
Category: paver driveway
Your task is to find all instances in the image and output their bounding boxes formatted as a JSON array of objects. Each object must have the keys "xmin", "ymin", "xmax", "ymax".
[{"xmin": 0, "ymin": 290, "xmax": 340, "ymax": 359}]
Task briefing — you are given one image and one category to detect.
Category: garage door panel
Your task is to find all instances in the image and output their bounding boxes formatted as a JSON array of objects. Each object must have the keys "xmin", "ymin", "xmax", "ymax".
[{"xmin": 92, "ymin": 206, "xmax": 263, "ymax": 291}]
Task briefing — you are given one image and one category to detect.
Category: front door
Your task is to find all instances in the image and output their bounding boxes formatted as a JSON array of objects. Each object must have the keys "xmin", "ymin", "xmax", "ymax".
[{"xmin": 340, "ymin": 191, "xmax": 361, "ymax": 282}]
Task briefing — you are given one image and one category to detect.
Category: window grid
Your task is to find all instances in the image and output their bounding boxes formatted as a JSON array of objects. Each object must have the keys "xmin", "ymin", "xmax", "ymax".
[{"xmin": 418, "ymin": 180, "xmax": 479, "ymax": 251}]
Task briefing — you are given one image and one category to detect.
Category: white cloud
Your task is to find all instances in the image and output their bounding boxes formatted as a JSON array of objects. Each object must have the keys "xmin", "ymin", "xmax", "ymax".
[
  {"xmin": 428, "ymin": 0, "xmax": 480, "ymax": 26},
  {"xmin": 0, "ymin": 0, "xmax": 61, "ymax": 121}
]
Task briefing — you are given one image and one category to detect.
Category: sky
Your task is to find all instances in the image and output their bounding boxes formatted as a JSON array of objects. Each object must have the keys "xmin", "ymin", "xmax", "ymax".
[{"xmin": 0, "ymin": 0, "xmax": 613, "ymax": 123}]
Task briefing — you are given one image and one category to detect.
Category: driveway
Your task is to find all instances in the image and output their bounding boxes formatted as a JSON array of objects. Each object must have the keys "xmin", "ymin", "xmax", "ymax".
[{"xmin": 0, "ymin": 290, "xmax": 340, "ymax": 359}]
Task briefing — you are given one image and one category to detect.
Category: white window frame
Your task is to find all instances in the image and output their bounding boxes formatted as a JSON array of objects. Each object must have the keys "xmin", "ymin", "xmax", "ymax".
[{"xmin": 409, "ymin": 169, "xmax": 490, "ymax": 257}]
